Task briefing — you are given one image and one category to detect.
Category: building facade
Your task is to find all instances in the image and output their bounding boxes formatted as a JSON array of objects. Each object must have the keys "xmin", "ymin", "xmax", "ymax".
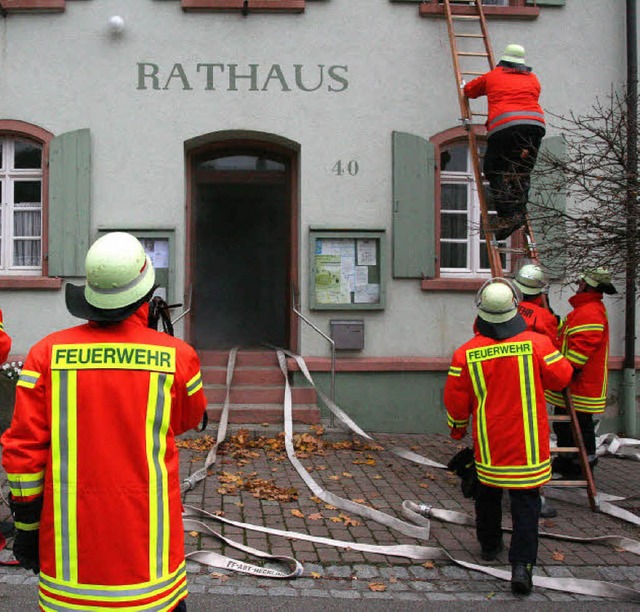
[{"xmin": 0, "ymin": 0, "xmax": 635, "ymax": 433}]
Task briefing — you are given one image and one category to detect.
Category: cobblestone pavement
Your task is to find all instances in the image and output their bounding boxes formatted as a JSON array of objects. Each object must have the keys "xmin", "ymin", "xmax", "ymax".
[
  {"xmin": 177, "ymin": 426, "xmax": 640, "ymax": 603},
  {"xmin": 0, "ymin": 427, "xmax": 639, "ymax": 607}
]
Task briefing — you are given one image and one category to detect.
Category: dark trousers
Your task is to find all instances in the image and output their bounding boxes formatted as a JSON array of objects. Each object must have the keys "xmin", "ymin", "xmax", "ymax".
[
  {"xmin": 483, "ymin": 125, "xmax": 545, "ymax": 219},
  {"xmin": 475, "ymin": 482, "xmax": 541, "ymax": 565},
  {"xmin": 173, "ymin": 600, "xmax": 187, "ymax": 612}
]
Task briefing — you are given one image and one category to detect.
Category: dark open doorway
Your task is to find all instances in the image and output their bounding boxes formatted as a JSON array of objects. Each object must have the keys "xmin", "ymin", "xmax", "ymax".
[{"xmin": 188, "ymin": 148, "xmax": 296, "ymax": 351}]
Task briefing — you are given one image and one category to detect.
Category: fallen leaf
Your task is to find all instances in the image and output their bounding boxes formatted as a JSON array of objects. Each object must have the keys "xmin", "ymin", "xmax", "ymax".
[
  {"xmin": 342, "ymin": 472, "xmax": 353, "ymax": 478},
  {"xmin": 552, "ymin": 550, "xmax": 565, "ymax": 561},
  {"xmin": 310, "ymin": 496, "xmax": 322, "ymax": 503},
  {"xmin": 308, "ymin": 512, "xmax": 323, "ymax": 521},
  {"xmin": 419, "ymin": 483, "xmax": 429, "ymax": 489},
  {"xmin": 188, "ymin": 531, "xmax": 199, "ymax": 538},
  {"xmin": 329, "ymin": 516, "xmax": 343, "ymax": 523},
  {"xmin": 310, "ymin": 571, "xmax": 322, "ymax": 579},
  {"xmin": 291, "ymin": 509, "xmax": 305, "ymax": 518},
  {"xmin": 368, "ymin": 582, "xmax": 387, "ymax": 592},
  {"xmin": 389, "ymin": 577, "xmax": 398, "ymax": 583},
  {"xmin": 210, "ymin": 573, "xmax": 229, "ymax": 582},
  {"xmin": 373, "ymin": 474, "xmax": 383, "ymax": 480},
  {"xmin": 316, "ymin": 465, "xmax": 327, "ymax": 471},
  {"xmin": 422, "ymin": 560, "xmax": 435, "ymax": 569},
  {"xmin": 325, "ymin": 504, "xmax": 336, "ymax": 510},
  {"xmin": 328, "ymin": 475, "xmax": 341, "ymax": 481},
  {"xmin": 352, "ymin": 498, "xmax": 366, "ymax": 504}
]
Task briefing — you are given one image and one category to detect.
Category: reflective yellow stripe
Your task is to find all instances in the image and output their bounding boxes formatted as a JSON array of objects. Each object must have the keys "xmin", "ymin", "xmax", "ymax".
[
  {"xmin": 566, "ymin": 350, "xmax": 588, "ymax": 366},
  {"xmin": 468, "ymin": 361, "xmax": 491, "ymax": 465},
  {"xmin": 147, "ymin": 372, "xmax": 174, "ymax": 580},
  {"xmin": 51, "ymin": 370, "xmax": 79, "ymax": 583},
  {"xmin": 186, "ymin": 371, "xmax": 203, "ymax": 396},
  {"xmin": 544, "ymin": 350, "xmax": 563, "ymax": 365},
  {"xmin": 39, "ymin": 561, "xmax": 187, "ymax": 608},
  {"xmin": 51, "ymin": 343, "xmax": 176, "ymax": 373},
  {"xmin": 518, "ymin": 354, "xmax": 539, "ymax": 465},
  {"xmin": 447, "ymin": 413, "xmax": 468, "ymax": 429},
  {"xmin": 15, "ymin": 520, "xmax": 40, "ymax": 531},
  {"xmin": 566, "ymin": 324, "xmax": 604, "ymax": 335},
  {"xmin": 6, "ymin": 470, "xmax": 45, "ymax": 497},
  {"xmin": 17, "ymin": 369, "xmax": 40, "ymax": 389},
  {"xmin": 476, "ymin": 461, "xmax": 551, "ymax": 488},
  {"xmin": 447, "ymin": 366, "xmax": 462, "ymax": 378}
]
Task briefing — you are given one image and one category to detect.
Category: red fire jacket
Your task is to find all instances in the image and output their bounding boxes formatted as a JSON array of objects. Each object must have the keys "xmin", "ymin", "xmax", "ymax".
[
  {"xmin": 0, "ymin": 309, "xmax": 11, "ymax": 363},
  {"xmin": 545, "ymin": 292, "xmax": 610, "ymax": 413},
  {"xmin": 1, "ymin": 304, "xmax": 207, "ymax": 611},
  {"xmin": 464, "ymin": 66, "xmax": 545, "ymax": 136},
  {"xmin": 517, "ymin": 296, "xmax": 560, "ymax": 348},
  {"xmin": 445, "ymin": 330, "xmax": 572, "ymax": 488}
]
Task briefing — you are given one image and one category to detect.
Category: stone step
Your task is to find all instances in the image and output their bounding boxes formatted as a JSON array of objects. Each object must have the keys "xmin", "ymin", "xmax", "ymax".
[
  {"xmin": 198, "ymin": 350, "xmax": 280, "ymax": 368},
  {"xmin": 201, "ymin": 365, "xmax": 285, "ymax": 386},
  {"xmin": 205, "ymin": 403, "xmax": 321, "ymax": 425},
  {"xmin": 204, "ymin": 385, "xmax": 316, "ymax": 405}
]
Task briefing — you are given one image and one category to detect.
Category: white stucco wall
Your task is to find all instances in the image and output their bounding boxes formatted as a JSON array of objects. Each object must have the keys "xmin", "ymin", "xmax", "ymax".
[{"xmin": 0, "ymin": 0, "xmax": 632, "ymax": 358}]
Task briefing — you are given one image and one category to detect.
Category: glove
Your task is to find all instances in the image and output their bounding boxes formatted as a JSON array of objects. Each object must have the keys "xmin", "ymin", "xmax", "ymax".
[
  {"xmin": 13, "ymin": 529, "xmax": 39, "ymax": 573},
  {"xmin": 447, "ymin": 447, "xmax": 478, "ymax": 499},
  {"xmin": 460, "ymin": 79, "xmax": 467, "ymax": 89},
  {"xmin": 9, "ymin": 495, "xmax": 42, "ymax": 574}
]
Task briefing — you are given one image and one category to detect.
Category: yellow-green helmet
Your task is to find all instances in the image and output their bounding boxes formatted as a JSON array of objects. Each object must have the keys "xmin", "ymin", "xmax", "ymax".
[
  {"xmin": 579, "ymin": 267, "xmax": 618, "ymax": 295},
  {"xmin": 501, "ymin": 44, "xmax": 526, "ymax": 65},
  {"xmin": 514, "ymin": 263, "xmax": 547, "ymax": 296},
  {"xmin": 65, "ymin": 232, "xmax": 155, "ymax": 321},
  {"xmin": 475, "ymin": 279, "xmax": 520, "ymax": 323}
]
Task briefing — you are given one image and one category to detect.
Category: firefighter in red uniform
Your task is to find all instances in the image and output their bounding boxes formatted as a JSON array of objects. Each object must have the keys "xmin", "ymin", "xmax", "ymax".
[
  {"xmin": 514, "ymin": 263, "xmax": 560, "ymax": 347},
  {"xmin": 0, "ymin": 309, "xmax": 11, "ymax": 363},
  {"xmin": 546, "ymin": 267, "xmax": 617, "ymax": 479},
  {"xmin": 445, "ymin": 279, "xmax": 572, "ymax": 595},
  {"xmin": 463, "ymin": 44, "xmax": 546, "ymax": 241},
  {"xmin": 1, "ymin": 232, "xmax": 207, "ymax": 612}
]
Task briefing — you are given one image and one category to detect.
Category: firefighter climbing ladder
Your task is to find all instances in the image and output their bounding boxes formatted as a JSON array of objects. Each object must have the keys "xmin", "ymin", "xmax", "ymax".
[{"xmin": 442, "ymin": 0, "xmax": 598, "ymax": 511}]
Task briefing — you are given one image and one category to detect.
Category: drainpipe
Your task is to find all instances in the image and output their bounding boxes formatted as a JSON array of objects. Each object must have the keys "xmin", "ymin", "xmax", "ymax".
[{"xmin": 622, "ymin": 0, "xmax": 638, "ymax": 436}]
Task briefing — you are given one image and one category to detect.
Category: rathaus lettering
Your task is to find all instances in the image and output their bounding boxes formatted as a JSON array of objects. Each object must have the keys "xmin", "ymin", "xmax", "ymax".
[{"xmin": 137, "ymin": 62, "xmax": 349, "ymax": 93}]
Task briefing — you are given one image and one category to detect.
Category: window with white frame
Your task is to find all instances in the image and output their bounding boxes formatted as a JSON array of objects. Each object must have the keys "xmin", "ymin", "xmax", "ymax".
[
  {"xmin": 439, "ymin": 141, "xmax": 508, "ymax": 276},
  {"xmin": 0, "ymin": 137, "xmax": 43, "ymax": 275}
]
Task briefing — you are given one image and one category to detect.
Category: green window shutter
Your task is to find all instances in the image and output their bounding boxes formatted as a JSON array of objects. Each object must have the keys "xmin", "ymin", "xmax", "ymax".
[
  {"xmin": 526, "ymin": 0, "xmax": 565, "ymax": 6},
  {"xmin": 529, "ymin": 134, "xmax": 566, "ymax": 279},
  {"xmin": 48, "ymin": 129, "xmax": 91, "ymax": 277},
  {"xmin": 392, "ymin": 131, "xmax": 436, "ymax": 279}
]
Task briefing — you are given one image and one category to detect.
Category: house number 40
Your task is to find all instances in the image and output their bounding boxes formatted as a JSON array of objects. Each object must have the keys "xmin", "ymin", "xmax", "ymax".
[{"xmin": 332, "ymin": 160, "xmax": 359, "ymax": 176}]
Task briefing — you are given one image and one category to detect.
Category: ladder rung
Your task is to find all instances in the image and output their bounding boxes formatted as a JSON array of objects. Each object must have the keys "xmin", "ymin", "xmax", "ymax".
[
  {"xmin": 471, "ymin": 112, "xmax": 487, "ymax": 116},
  {"xmin": 452, "ymin": 15, "xmax": 481, "ymax": 20},
  {"xmin": 462, "ymin": 71, "xmax": 484, "ymax": 75},
  {"xmin": 547, "ymin": 480, "xmax": 589, "ymax": 488},
  {"xmin": 458, "ymin": 51, "xmax": 489, "ymax": 57},
  {"xmin": 550, "ymin": 447, "xmax": 579, "ymax": 453},
  {"xmin": 455, "ymin": 33, "xmax": 485, "ymax": 38},
  {"xmin": 548, "ymin": 415, "xmax": 571, "ymax": 422}
]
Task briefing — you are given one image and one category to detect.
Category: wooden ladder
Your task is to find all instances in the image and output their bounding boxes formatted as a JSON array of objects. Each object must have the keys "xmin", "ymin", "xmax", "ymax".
[{"xmin": 442, "ymin": 0, "xmax": 598, "ymax": 511}]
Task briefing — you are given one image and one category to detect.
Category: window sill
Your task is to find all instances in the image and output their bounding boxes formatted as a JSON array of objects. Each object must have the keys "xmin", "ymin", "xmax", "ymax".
[
  {"xmin": 0, "ymin": 276, "xmax": 63, "ymax": 290},
  {"xmin": 421, "ymin": 277, "xmax": 486, "ymax": 292},
  {"xmin": 419, "ymin": 5, "xmax": 539, "ymax": 20},
  {"xmin": 0, "ymin": 0, "xmax": 65, "ymax": 11},
  {"xmin": 181, "ymin": 0, "xmax": 305, "ymax": 12}
]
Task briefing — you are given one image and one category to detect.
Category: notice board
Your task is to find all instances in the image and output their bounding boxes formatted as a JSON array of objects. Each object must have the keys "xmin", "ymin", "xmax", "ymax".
[{"xmin": 309, "ymin": 229, "xmax": 386, "ymax": 310}]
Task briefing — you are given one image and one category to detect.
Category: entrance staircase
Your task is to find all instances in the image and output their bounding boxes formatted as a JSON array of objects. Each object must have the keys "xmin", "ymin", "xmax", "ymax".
[{"xmin": 199, "ymin": 350, "xmax": 321, "ymax": 425}]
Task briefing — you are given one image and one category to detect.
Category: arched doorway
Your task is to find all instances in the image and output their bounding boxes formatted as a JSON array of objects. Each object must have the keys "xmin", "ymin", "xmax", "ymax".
[{"xmin": 186, "ymin": 137, "xmax": 299, "ymax": 351}]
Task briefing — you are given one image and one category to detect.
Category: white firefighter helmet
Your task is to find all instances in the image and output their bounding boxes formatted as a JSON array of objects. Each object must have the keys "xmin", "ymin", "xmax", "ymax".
[
  {"xmin": 579, "ymin": 267, "xmax": 618, "ymax": 295},
  {"xmin": 475, "ymin": 278, "xmax": 520, "ymax": 323},
  {"xmin": 501, "ymin": 43, "xmax": 526, "ymax": 65},
  {"xmin": 514, "ymin": 263, "xmax": 547, "ymax": 296},
  {"xmin": 65, "ymin": 232, "xmax": 155, "ymax": 320}
]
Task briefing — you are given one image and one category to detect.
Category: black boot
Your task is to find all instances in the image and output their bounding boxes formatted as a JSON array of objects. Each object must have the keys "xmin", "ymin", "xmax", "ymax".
[{"xmin": 511, "ymin": 563, "xmax": 533, "ymax": 595}]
